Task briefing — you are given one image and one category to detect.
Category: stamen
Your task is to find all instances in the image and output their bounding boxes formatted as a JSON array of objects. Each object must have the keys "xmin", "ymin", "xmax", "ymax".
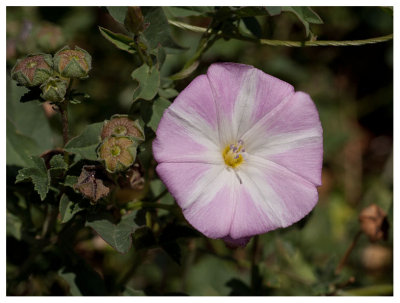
[{"xmin": 222, "ymin": 139, "xmax": 246, "ymax": 169}]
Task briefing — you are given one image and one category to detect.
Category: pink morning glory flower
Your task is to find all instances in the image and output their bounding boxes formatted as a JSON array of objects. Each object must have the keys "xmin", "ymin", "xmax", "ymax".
[{"xmin": 153, "ymin": 63, "xmax": 323, "ymax": 246}]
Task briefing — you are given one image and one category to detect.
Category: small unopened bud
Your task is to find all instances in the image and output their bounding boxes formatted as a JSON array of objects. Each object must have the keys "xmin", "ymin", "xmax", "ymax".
[
  {"xmin": 101, "ymin": 115, "xmax": 145, "ymax": 141},
  {"xmin": 124, "ymin": 7, "xmax": 146, "ymax": 35},
  {"xmin": 11, "ymin": 53, "xmax": 53, "ymax": 87},
  {"xmin": 359, "ymin": 204, "xmax": 389, "ymax": 242},
  {"xmin": 40, "ymin": 77, "xmax": 68, "ymax": 102},
  {"xmin": 36, "ymin": 23, "xmax": 65, "ymax": 53},
  {"xmin": 53, "ymin": 45, "xmax": 92, "ymax": 79},
  {"xmin": 74, "ymin": 165, "xmax": 111, "ymax": 203},
  {"xmin": 98, "ymin": 136, "xmax": 137, "ymax": 173}
]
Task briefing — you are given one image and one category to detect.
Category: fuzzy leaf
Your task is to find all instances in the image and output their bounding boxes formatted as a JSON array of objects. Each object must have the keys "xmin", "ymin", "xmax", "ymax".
[
  {"xmin": 63, "ymin": 175, "xmax": 79, "ymax": 188},
  {"xmin": 106, "ymin": 6, "xmax": 127, "ymax": 24},
  {"xmin": 131, "ymin": 64, "xmax": 160, "ymax": 101},
  {"xmin": 99, "ymin": 26, "xmax": 135, "ymax": 54},
  {"xmin": 140, "ymin": 97, "xmax": 171, "ymax": 132},
  {"xmin": 6, "ymin": 119, "xmax": 41, "ymax": 167},
  {"xmin": 282, "ymin": 7, "xmax": 323, "ymax": 37},
  {"xmin": 59, "ymin": 194, "xmax": 83, "ymax": 223},
  {"xmin": 158, "ymin": 88, "xmax": 179, "ymax": 99},
  {"xmin": 141, "ymin": 7, "xmax": 184, "ymax": 51},
  {"xmin": 7, "ymin": 78, "xmax": 53, "ymax": 152},
  {"xmin": 15, "ymin": 156, "xmax": 50, "ymax": 201},
  {"xmin": 65, "ymin": 122, "xmax": 103, "ymax": 160},
  {"xmin": 86, "ymin": 212, "xmax": 139, "ymax": 253}
]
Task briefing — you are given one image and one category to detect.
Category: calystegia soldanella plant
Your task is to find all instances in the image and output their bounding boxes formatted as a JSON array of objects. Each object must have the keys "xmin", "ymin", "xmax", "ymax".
[{"xmin": 6, "ymin": 6, "xmax": 393, "ymax": 296}]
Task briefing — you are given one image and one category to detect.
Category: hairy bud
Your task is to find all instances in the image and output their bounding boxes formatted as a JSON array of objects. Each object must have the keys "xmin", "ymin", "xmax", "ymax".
[
  {"xmin": 53, "ymin": 45, "xmax": 92, "ymax": 78},
  {"xmin": 74, "ymin": 165, "xmax": 111, "ymax": 203},
  {"xmin": 11, "ymin": 53, "xmax": 53, "ymax": 87},
  {"xmin": 98, "ymin": 136, "xmax": 138, "ymax": 173},
  {"xmin": 101, "ymin": 114, "xmax": 145, "ymax": 141},
  {"xmin": 40, "ymin": 77, "xmax": 68, "ymax": 102}
]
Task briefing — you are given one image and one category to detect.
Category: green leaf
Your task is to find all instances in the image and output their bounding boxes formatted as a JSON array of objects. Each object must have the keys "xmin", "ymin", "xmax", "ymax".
[
  {"xmin": 49, "ymin": 154, "xmax": 68, "ymax": 179},
  {"xmin": 63, "ymin": 175, "xmax": 79, "ymax": 188},
  {"xmin": 140, "ymin": 97, "xmax": 170, "ymax": 132},
  {"xmin": 15, "ymin": 156, "xmax": 50, "ymax": 201},
  {"xmin": 58, "ymin": 264, "xmax": 107, "ymax": 296},
  {"xmin": 6, "ymin": 211, "xmax": 22, "ymax": 240},
  {"xmin": 99, "ymin": 26, "xmax": 135, "ymax": 54},
  {"xmin": 265, "ymin": 6, "xmax": 283, "ymax": 16},
  {"xmin": 7, "ymin": 78, "xmax": 53, "ymax": 152},
  {"xmin": 158, "ymin": 88, "xmax": 179, "ymax": 99},
  {"xmin": 141, "ymin": 7, "xmax": 184, "ymax": 51},
  {"xmin": 86, "ymin": 212, "xmax": 139, "ymax": 253},
  {"xmin": 59, "ymin": 194, "xmax": 83, "ymax": 223},
  {"xmin": 106, "ymin": 6, "xmax": 127, "ymax": 24},
  {"xmin": 6, "ymin": 119, "xmax": 41, "ymax": 167},
  {"xmin": 233, "ymin": 7, "xmax": 275, "ymax": 17},
  {"xmin": 50, "ymin": 154, "xmax": 68, "ymax": 170},
  {"xmin": 282, "ymin": 7, "xmax": 323, "ymax": 37},
  {"xmin": 242, "ymin": 17, "xmax": 262, "ymax": 38},
  {"xmin": 65, "ymin": 122, "xmax": 103, "ymax": 160},
  {"xmin": 131, "ymin": 64, "xmax": 160, "ymax": 101}
]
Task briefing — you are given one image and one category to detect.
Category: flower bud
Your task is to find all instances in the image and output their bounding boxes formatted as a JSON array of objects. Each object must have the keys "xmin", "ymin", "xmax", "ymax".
[
  {"xmin": 101, "ymin": 115, "xmax": 145, "ymax": 141},
  {"xmin": 36, "ymin": 23, "xmax": 65, "ymax": 53},
  {"xmin": 40, "ymin": 77, "xmax": 68, "ymax": 102},
  {"xmin": 11, "ymin": 53, "xmax": 53, "ymax": 87},
  {"xmin": 53, "ymin": 45, "xmax": 92, "ymax": 78},
  {"xmin": 124, "ymin": 7, "xmax": 146, "ymax": 35},
  {"xmin": 98, "ymin": 136, "xmax": 137, "ymax": 173},
  {"xmin": 359, "ymin": 204, "xmax": 389, "ymax": 242},
  {"xmin": 74, "ymin": 165, "xmax": 111, "ymax": 203}
]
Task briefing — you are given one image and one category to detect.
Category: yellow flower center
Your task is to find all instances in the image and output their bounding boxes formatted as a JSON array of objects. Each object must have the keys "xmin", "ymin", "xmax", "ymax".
[
  {"xmin": 222, "ymin": 140, "xmax": 245, "ymax": 168},
  {"xmin": 111, "ymin": 145, "xmax": 121, "ymax": 156}
]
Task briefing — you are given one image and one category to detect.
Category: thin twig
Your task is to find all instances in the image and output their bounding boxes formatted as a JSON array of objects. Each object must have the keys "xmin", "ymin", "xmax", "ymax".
[
  {"xmin": 169, "ymin": 20, "xmax": 393, "ymax": 47},
  {"xmin": 335, "ymin": 231, "xmax": 362, "ymax": 275}
]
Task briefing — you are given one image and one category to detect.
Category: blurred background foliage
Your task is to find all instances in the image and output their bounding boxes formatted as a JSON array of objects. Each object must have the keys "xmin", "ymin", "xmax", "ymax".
[{"xmin": 6, "ymin": 6, "xmax": 392, "ymax": 296}]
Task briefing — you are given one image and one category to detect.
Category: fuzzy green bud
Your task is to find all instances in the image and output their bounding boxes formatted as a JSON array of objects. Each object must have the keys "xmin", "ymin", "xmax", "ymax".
[
  {"xmin": 40, "ymin": 77, "xmax": 68, "ymax": 102},
  {"xmin": 98, "ymin": 136, "xmax": 137, "ymax": 173},
  {"xmin": 54, "ymin": 45, "xmax": 92, "ymax": 78},
  {"xmin": 11, "ymin": 53, "xmax": 53, "ymax": 87},
  {"xmin": 101, "ymin": 114, "xmax": 145, "ymax": 141}
]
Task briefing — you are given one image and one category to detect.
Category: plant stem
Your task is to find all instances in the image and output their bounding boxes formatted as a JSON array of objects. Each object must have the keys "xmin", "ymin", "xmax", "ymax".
[
  {"xmin": 126, "ymin": 200, "xmax": 175, "ymax": 212},
  {"xmin": 335, "ymin": 231, "xmax": 362, "ymax": 275},
  {"xmin": 168, "ymin": 20, "xmax": 393, "ymax": 47},
  {"xmin": 59, "ymin": 101, "xmax": 69, "ymax": 147}
]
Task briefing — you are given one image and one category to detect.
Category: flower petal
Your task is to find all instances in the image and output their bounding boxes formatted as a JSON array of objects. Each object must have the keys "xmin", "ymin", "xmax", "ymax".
[
  {"xmin": 227, "ymin": 154, "xmax": 318, "ymax": 239},
  {"xmin": 153, "ymin": 108, "xmax": 221, "ymax": 164},
  {"xmin": 206, "ymin": 63, "xmax": 294, "ymax": 143},
  {"xmin": 157, "ymin": 162, "xmax": 237, "ymax": 238},
  {"xmin": 242, "ymin": 91, "xmax": 323, "ymax": 185}
]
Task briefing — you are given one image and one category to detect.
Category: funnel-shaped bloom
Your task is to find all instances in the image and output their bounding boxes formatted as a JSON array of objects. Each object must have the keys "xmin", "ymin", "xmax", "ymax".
[{"xmin": 153, "ymin": 63, "xmax": 323, "ymax": 246}]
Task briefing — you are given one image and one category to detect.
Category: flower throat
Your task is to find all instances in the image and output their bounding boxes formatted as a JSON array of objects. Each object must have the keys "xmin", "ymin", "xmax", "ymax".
[{"xmin": 223, "ymin": 140, "xmax": 245, "ymax": 168}]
